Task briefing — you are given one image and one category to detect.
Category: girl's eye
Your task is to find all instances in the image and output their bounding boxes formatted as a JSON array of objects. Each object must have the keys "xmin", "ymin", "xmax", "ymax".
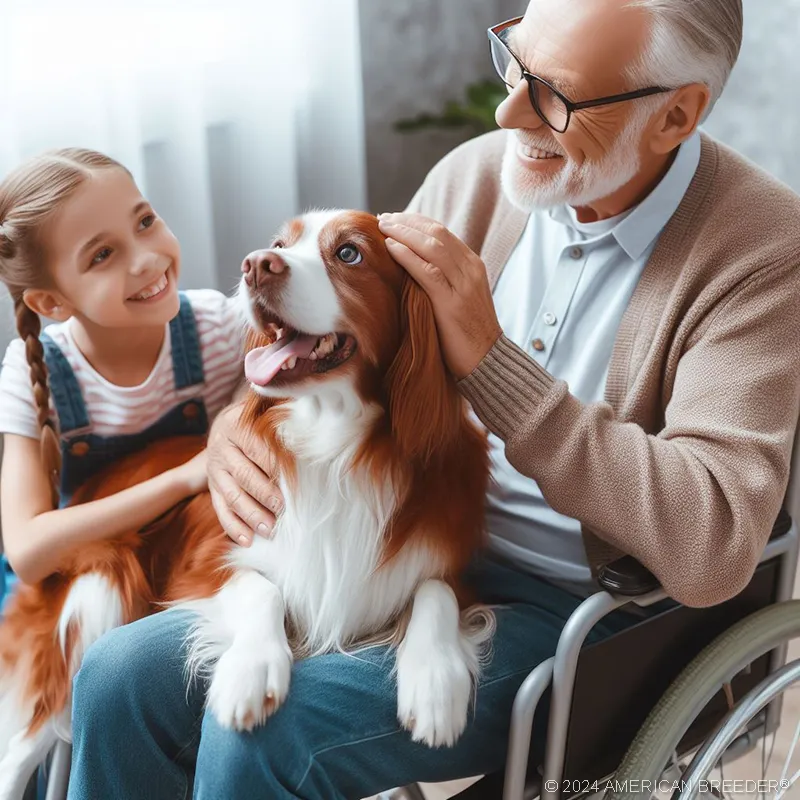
[
  {"xmin": 91, "ymin": 247, "xmax": 113, "ymax": 266},
  {"xmin": 139, "ymin": 213, "xmax": 156, "ymax": 230},
  {"xmin": 336, "ymin": 243, "xmax": 362, "ymax": 265}
]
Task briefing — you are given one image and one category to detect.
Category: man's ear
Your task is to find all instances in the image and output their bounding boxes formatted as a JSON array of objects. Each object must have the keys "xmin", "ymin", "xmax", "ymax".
[
  {"xmin": 648, "ymin": 83, "xmax": 711, "ymax": 155},
  {"xmin": 23, "ymin": 289, "xmax": 72, "ymax": 322}
]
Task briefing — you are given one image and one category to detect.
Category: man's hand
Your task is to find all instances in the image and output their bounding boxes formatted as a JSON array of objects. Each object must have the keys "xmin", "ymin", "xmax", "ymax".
[
  {"xmin": 377, "ymin": 212, "xmax": 502, "ymax": 379},
  {"xmin": 207, "ymin": 401, "xmax": 284, "ymax": 546}
]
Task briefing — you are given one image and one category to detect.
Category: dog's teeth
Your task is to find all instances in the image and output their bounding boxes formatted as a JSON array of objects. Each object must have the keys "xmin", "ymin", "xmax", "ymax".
[
  {"xmin": 332, "ymin": 333, "xmax": 339, "ymax": 348},
  {"xmin": 320, "ymin": 333, "xmax": 336, "ymax": 356},
  {"xmin": 286, "ymin": 356, "xmax": 297, "ymax": 370},
  {"xmin": 307, "ymin": 333, "xmax": 338, "ymax": 361}
]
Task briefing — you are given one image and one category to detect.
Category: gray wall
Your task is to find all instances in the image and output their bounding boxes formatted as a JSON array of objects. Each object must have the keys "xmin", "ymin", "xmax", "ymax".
[
  {"xmin": 358, "ymin": 0, "xmax": 521, "ymax": 213},
  {"xmin": 703, "ymin": 0, "xmax": 800, "ymax": 193},
  {"xmin": 360, "ymin": 0, "xmax": 800, "ymax": 211}
]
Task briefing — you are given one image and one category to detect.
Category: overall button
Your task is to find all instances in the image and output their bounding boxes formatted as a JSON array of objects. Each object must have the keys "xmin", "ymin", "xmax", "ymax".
[
  {"xmin": 543, "ymin": 312, "xmax": 557, "ymax": 326},
  {"xmin": 532, "ymin": 338, "xmax": 546, "ymax": 352},
  {"xmin": 570, "ymin": 246, "xmax": 583, "ymax": 259},
  {"xmin": 183, "ymin": 403, "xmax": 200, "ymax": 420},
  {"xmin": 70, "ymin": 441, "xmax": 90, "ymax": 457}
]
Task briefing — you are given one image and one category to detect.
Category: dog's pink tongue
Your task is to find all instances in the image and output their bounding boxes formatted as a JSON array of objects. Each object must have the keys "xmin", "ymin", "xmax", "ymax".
[{"xmin": 244, "ymin": 333, "xmax": 318, "ymax": 386}]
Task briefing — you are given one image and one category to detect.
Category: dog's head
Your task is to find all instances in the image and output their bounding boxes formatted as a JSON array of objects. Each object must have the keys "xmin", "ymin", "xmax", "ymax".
[{"xmin": 239, "ymin": 209, "xmax": 464, "ymax": 462}]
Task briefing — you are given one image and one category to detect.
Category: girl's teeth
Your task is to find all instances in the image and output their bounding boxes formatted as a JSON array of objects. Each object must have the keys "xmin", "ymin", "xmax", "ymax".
[{"xmin": 132, "ymin": 275, "xmax": 167, "ymax": 300}]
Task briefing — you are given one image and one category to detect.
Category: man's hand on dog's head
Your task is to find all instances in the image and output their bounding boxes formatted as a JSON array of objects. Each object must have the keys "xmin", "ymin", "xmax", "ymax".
[{"xmin": 207, "ymin": 401, "xmax": 284, "ymax": 546}]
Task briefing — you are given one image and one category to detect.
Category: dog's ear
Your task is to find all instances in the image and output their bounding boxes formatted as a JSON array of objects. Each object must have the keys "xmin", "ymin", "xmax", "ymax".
[{"xmin": 385, "ymin": 276, "xmax": 462, "ymax": 464}]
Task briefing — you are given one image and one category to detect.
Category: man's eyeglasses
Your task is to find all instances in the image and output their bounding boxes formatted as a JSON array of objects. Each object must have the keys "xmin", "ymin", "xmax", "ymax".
[{"xmin": 487, "ymin": 16, "xmax": 672, "ymax": 134}]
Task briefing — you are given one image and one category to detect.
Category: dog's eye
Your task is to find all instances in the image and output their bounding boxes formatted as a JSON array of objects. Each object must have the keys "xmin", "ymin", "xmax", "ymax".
[
  {"xmin": 272, "ymin": 240, "xmax": 285, "ymax": 249},
  {"xmin": 336, "ymin": 244, "xmax": 362, "ymax": 265}
]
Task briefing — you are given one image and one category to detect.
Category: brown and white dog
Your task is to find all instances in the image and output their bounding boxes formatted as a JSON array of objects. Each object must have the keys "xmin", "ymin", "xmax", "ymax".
[{"xmin": 0, "ymin": 210, "xmax": 493, "ymax": 797}]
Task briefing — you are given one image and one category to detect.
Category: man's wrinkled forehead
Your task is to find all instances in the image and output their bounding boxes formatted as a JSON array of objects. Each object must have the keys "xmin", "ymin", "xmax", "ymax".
[{"xmin": 512, "ymin": 0, "xmax": 650, "ymax": 94}]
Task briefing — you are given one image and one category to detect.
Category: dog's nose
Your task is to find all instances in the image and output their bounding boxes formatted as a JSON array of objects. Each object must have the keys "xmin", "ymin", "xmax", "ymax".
[{"xmin": 242, "ymin": 250, "xmax": 288, "ymax": 287}]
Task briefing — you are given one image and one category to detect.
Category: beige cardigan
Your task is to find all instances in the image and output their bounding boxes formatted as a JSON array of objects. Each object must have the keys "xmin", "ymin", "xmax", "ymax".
[{"xmin": 406, "ymin": 131, "xmax": 800, "ymax": 607}]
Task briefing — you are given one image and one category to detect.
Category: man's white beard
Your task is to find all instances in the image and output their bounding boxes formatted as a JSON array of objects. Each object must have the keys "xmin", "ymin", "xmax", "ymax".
[{"xmin": 500, "ymin": 108, "xmax": 652, "ymax": 213}]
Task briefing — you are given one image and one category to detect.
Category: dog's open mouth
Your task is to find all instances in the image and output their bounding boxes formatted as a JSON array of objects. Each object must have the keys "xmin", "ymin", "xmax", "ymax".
[{"xmin": 245, "ymin": 316, "xmax": 357, "ymax": 387}]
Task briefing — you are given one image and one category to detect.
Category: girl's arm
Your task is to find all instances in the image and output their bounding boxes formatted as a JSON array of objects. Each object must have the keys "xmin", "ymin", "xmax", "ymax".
[{"xmin": 0, "ymin": 434, "xmax": 208, "ymax": 584}]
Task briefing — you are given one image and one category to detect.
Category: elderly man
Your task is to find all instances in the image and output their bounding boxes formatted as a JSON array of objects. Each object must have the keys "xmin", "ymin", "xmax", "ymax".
[{"xmin": 68, "ymin": 0, "xmax": 800, "ymax": 797}]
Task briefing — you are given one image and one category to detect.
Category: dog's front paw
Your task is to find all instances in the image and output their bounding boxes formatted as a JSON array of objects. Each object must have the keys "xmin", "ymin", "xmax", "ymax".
[
  {"xmin": 396, "ymin": 647, "xmax": 473, "ymax": 748},
  {"xmin": 207, "ymin": 642, "xmax": 293, "ymax": 732}
]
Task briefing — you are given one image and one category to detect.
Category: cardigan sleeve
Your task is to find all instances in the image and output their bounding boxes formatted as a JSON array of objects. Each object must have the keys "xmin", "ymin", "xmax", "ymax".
[{"xmin": 458, "ymin": 259, "xmax": 800, "ymax": 608}]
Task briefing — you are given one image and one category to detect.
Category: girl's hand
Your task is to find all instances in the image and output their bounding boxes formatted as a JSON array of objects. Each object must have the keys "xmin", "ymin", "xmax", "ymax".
[{"xmin": 175, "ymin": 449, "xmax": 209, "ymax": 497}]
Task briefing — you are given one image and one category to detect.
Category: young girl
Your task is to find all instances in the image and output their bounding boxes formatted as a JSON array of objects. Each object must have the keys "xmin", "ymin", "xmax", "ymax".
[{"xmin": 0, "ymin": 148, "xmax": 244, "ymax": 609}]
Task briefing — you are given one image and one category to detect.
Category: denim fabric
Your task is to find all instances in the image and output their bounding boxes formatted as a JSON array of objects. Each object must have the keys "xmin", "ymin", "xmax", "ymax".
[{"xmin": 68, "ymin": 557, "xmax": 651, "ymax": 800}]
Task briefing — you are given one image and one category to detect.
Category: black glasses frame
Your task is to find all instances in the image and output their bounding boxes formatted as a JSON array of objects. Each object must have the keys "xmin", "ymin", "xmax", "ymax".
[{"xmin": 488, "ymin": 16, "xmax": 672, "ymax": 133}]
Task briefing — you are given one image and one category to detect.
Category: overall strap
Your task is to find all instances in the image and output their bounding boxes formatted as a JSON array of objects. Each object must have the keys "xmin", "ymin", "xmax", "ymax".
[
  {"xmin": 169, "ymin": 292, "xmax": 205, "ymax": 390},
  {"xmin": 40, "ymin": 333, "xmax": 90, "ymax": 434}
]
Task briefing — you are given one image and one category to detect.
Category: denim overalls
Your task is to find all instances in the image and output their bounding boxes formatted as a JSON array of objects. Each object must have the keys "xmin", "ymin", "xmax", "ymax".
[{"xmin": 0, "ymin": 292, "xmax": 210, "ymax": 609}]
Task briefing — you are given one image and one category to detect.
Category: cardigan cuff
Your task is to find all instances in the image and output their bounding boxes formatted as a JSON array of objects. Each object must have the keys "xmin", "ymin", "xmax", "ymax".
[{"xmin": 457, "ymin": 334, "xmax": 556, "ymax": 440}]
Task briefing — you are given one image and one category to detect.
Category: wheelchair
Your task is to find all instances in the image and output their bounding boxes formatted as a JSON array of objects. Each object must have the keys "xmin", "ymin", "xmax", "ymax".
[
  {"xmin": 37, "ymin": 428, "xmax": 800, "ymax": 800},
  {"xmin": 395, "ymin": 427, "xmax": 800, "ymax": 800}
]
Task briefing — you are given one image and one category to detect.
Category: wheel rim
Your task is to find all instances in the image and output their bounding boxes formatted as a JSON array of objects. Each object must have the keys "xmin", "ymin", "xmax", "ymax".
[{"xmin": 673, "ymin": 659, "xmax": 800, "ymax": 799}]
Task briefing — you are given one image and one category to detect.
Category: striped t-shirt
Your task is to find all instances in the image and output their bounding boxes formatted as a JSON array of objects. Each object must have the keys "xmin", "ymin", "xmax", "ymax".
[{"xmin": 0, "ymin": 289, "xmax": 244, "ymax": 440}]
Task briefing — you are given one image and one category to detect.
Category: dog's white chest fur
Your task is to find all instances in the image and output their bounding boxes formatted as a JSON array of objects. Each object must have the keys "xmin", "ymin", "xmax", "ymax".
[
  {"xmin": 230, "ymin": 387, "xmax": 439, "ymax": 654},
  {"xmin": 182, "ymin": 382, "xmax": 488, "ymax": 749}
]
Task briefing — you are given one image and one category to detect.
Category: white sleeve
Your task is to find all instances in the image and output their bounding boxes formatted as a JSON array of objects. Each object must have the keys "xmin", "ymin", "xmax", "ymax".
[
  {"xmin": 182, "ymin": 290, "xmax": 245, "ymax": 416},
  {"xmin": 0, "ymin": 338, "xmax": 42, "ymax": 440},
  {"xmin": 219, "ymin": 293, "xmax": 246, "ymax": 355}
]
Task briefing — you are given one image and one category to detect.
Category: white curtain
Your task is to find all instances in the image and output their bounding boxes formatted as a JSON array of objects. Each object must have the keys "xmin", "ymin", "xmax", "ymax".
[{"xmin": 0, "ymin": 0, "xmax": 367, "ymax": 302}]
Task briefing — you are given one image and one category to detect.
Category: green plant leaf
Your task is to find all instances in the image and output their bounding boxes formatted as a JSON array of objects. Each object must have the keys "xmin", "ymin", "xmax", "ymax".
[{"xmin": 394, "ymin": 78, "xmax": 505, "ymax": 135}]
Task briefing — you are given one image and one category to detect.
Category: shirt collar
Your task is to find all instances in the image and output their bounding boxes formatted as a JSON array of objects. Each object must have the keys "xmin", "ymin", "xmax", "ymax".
[{"xmin": 548, "ymin": 131, "xmax": 702, "ymax": 260}]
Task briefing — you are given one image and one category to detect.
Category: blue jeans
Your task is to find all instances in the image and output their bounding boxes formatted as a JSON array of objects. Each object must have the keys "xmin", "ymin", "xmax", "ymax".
[{"xmin": 68, "ymin": 558, "xmax": 644, "ymax": 799}]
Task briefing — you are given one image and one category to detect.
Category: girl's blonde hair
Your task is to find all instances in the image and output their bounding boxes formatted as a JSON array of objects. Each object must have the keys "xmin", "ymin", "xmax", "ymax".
[{"xmin": 0, "ymin": 148, "xmax": 129, "ymax": 500}]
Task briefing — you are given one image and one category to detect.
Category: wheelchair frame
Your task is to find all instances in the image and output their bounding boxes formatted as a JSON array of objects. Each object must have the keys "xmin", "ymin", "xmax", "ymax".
[{"xmin": 492, "ymin": 519, "xmax": 800, "ymax": 800}]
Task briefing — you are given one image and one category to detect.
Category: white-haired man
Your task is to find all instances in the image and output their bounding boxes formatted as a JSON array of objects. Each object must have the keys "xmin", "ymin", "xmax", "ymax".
[{"xmin": 68, "ymin": 1, "xmax": 800, "ymax": 798}]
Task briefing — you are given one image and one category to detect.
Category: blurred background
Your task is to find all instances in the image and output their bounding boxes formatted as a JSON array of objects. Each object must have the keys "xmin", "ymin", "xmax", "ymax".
[{"xmin": 0, "ymin": 0, "xmax": 799, "ymax": 352}]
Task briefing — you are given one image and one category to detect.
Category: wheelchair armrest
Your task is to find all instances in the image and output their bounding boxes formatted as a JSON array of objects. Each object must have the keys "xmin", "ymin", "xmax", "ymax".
[
  {"xmin": 597, "ymin": 508, "xmax": 792, "ymax": 597},
  {"xmin": 770, "ymin": 507, "xmax": 792, "ymax": 539},
  {"xmin": 597, "ymin": 555, "xmax": 660, "ymax": 596}
]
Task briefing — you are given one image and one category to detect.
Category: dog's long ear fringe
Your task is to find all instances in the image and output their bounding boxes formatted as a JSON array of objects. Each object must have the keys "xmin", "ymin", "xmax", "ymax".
[{"xmin": 385, "ymin": 277, "xmax": 462, "ymax": 464}]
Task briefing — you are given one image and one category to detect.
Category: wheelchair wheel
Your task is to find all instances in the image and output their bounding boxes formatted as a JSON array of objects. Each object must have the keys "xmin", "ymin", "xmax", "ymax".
[
  {"xmin": 674, "ymin": 657, "xmax": 800, "ymax": 798},
  {"xmin": 606, "ymin": 600, "xmax": 800, "ymax": 800}
]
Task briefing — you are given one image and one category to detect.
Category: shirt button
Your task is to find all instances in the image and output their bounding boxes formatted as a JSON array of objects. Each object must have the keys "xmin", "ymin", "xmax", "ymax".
[
  {"xmin": 531, "ymin": 338, "xmax": 546, "ymax": 352},
  {"xmin": 70, "ymin": 441, "xmax": 90, "ymax": 457},
  {"xmin": 543, "ymin": 312, "xmax": 557, "ymax": 326},
  {"xmin": 570, "ymin": 246, "xmax": 584, "ymax": 259}
]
